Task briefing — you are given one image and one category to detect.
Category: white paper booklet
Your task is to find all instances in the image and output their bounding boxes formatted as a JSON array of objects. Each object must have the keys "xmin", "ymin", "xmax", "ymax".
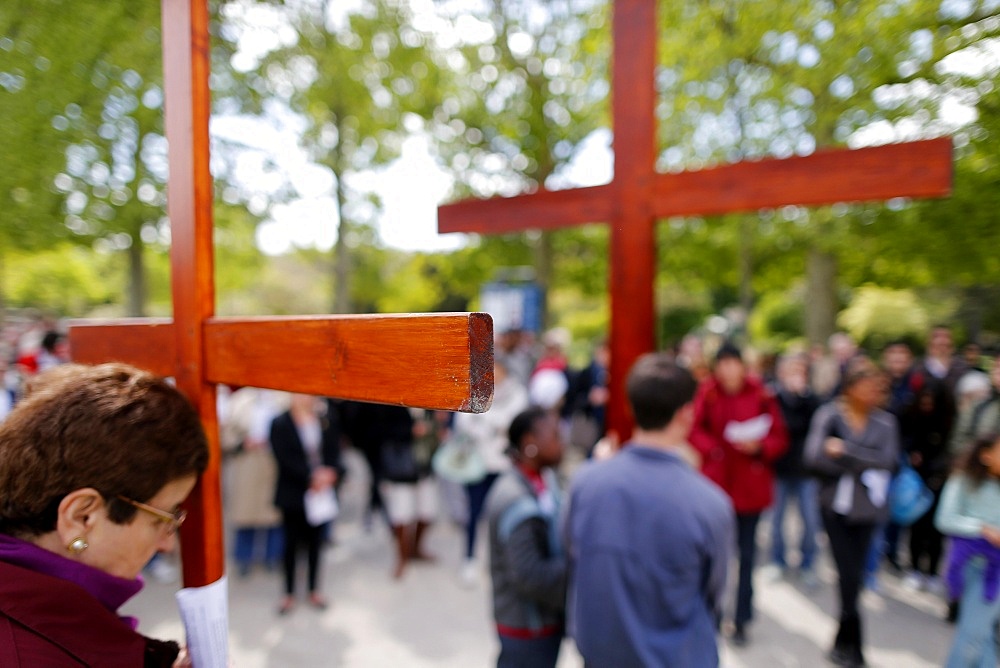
[
  {"xmin": 176, "ymin": 575, "xmax": 229, "ymax": 668},
  {"xmin": 723, "ymin": 414, "xmax": 773, "ymax": 444}
]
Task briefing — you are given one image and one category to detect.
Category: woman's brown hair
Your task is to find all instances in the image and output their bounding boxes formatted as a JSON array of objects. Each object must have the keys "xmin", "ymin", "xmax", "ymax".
[
  {"xmin": 0, "ymin": 363, "xmax": 209, "ymax": 537},
  {"xmin": 956, "ymin": 433, "xmax": 999, "ymax": 488}
]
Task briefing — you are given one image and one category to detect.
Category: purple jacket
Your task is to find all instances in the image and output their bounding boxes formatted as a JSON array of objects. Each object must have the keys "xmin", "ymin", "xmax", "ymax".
[{"xmin": 946, "ymin": 535, "xmax": 1000, "ymax": 603}]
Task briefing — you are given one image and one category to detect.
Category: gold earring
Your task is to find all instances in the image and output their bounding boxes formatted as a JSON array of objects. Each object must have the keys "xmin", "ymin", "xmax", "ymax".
[{"xmin": 67, "ymin": 536, "xmax": 89, "ymax": 555}]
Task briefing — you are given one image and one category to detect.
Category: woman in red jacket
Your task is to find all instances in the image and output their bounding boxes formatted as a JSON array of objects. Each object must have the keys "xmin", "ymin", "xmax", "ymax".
[
  {"xmin": 0, "ymin": 363, "xmax": 208, "ymax": 667},
  {"xmin": 690, "ymin": 342, "xmax": 788, "ymax": 647}
]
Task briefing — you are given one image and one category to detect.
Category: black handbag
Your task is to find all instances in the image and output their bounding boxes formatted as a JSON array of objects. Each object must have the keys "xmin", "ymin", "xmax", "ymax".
[{"xmin": 380, "ymin": 440, "xmax": 420, "ymax": 483}]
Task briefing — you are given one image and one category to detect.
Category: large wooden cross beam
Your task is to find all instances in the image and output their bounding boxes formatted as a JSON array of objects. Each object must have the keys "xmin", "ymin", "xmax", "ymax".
[
  {"xmin": 68, "ymin": 0, "xmax": 493, "ymax": 588},
  {"xmin": 438, "ymin": 0, "xmax": 951, "ymax": 441}
]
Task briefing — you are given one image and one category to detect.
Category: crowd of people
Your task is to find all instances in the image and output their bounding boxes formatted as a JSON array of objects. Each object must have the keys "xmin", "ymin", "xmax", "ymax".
[
  {"xmin": 0, "ymin": 314, "xmax": 997, "ymax": 667},
  {"xmin": 213, "ymin": 322, "xmax": 998, "ymax": 667}
]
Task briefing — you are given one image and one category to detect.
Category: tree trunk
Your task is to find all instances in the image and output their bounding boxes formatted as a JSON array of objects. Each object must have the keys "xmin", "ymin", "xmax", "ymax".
[
  {"xmin": 330, "ymin": 117, "xmax": 351, "ymax": 315},
  {"xmin": 0, "ymin": 248, "xmax": 6, "ymax": 327},
  {"xmin": 738, "ymin": 215, "xmax": 754, "ymax": 317},
  {"xmin": 332, "ymin": 188, "xmax": 351, "ymax": 315},
  {"xmin": 533, "ymin": 231, "xmax": 553, "ymax": 330},
  {"xmin": 126, "ymin": 232, "xmax": 146, "ymax": 317},
  {"xmin": 805, "ymin": 246, "xmax": 837, "ymax": 346}
]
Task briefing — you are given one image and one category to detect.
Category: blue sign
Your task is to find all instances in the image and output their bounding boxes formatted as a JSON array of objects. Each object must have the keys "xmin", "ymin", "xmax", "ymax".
[{"xmin": 480, "ymin": 282, "xmax": 544, "ymax": 334}]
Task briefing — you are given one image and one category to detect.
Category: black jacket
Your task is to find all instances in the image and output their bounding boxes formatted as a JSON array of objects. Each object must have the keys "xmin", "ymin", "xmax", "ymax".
[{"xmin": 271, "ymin": 408, "xmax": 343, "ymax": 511}]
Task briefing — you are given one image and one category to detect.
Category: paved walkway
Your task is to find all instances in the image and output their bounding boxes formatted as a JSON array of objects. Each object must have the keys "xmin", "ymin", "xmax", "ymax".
[{"xmin": 124, "ymin": 450, "xmax": 955, "ymax": 667}]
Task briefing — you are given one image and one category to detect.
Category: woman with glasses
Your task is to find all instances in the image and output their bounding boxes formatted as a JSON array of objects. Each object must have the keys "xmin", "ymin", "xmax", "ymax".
[{"xmin": 0, "ymin": 363, "xmax": 209, "ymax": 667}]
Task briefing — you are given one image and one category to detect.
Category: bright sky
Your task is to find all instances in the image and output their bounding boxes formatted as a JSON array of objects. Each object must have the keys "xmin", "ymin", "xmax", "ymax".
[
  {"xmin": 213, "ymin": 1, "xmax": 990, "ymax": 257},
  {"xmin": 212, "ymin": 0, "xmax": 612, "ymax": 256}
]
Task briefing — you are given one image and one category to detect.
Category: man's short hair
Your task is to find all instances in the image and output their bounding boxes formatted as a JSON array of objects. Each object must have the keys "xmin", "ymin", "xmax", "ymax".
[{"xmin": 626, "ymin": 353, "xmax": 697, "ymax": 431}]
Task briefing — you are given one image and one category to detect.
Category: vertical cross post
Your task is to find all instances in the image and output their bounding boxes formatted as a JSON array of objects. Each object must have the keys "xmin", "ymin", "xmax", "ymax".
[
  {"xmin": 161, "ymin": 0, "xmax": 222, "ymax": 586},
  {"xmin": 438, "ymin": 0, "xmax": 952, "ymax": 442}
]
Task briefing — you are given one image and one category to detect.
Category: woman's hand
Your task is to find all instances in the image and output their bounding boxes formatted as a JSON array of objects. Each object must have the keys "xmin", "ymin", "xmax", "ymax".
[
  {"xmin": 172, "ymin": 647, "xmax": 193, "ymax": 668},
  {"xmin": 733, "ymin": 440, "xmax": 762, "ymax": 455},
  {"xmin": 310, "ymin": 466, "xmax": 337, "ymax": 490},
  {"xmin": 823, "ymin": 437, "xmax": 845, "ymax": 459},
  {"xmin": 983, "ymin": 525, "xmax": 1000, "ymax": 548}
]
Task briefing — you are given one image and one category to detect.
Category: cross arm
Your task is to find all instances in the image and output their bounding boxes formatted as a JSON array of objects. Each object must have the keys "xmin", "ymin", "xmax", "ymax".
[
  {"xmin": 438, "ymin": 184, "xmax": 614, "ymax": 234},
  {"xmin": 69, "ymin": 312, "xmax": 494, "ymax": 413},
  {"xmin": 651, "ymin": 137, "xmax": 953, "ymax": 218}
]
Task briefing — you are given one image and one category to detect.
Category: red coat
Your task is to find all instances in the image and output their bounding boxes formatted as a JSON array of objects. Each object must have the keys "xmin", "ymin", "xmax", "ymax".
[
  {"xmin": 689, "ymin": 376, "xmax": 788, "ymax": 514},
  {"xmin": 0, "ymin": 560, "xmax": 177, "ymax": 667}
]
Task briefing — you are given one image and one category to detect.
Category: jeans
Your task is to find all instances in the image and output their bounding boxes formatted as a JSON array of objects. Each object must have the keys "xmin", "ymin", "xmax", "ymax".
[
  {"xmin": 770, "ymin": 476, "xmax": 819, "ymax": 570},
  {"xmin": 497, "ymin": 634, "xmax": 561, "ymax": 668},
  {"xmin": 946, "ymin": 559, "xmax": 1000, "ymax": 668},
  {"xmin": 735, "ymin": 512, "xmax": 761, "ymax": 628},
  {"xmin": 233, "ymin": 526, "xmax": 283, "ymax": 573},
  {"xmin": 465, "ymin": 473, "xmax": 500, "ymax": 559}
]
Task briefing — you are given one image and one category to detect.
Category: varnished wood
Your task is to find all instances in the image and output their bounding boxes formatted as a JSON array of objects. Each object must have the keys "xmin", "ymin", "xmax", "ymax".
[
  {"xmin": 651, "ymin": 138, "xmax": 953, "ymax": 218},
  {"xmin": 203, "ymin": 314, "xmax": 494, "ymax": 412},
  {"xmin": 160, "ymin": 0, "xmax": 223, "ymax": 587},
  {"xmin": 70, "ymin": 314, "xmax": 495, "ymax": 412},
  {"xmin": 439, "ymin": 138, "xmax": 953, "ymax": 235},
  {"xmin": 606, "ymin": 0, "xmax": 658, "ymax": 439},
  {"xmin": 438, "ymin": 185, "xmax": 614, "ymax": 234},
  {"xmin": 437, "ymin": 0, "xmax": 953, "ymax": 442},
  {"xmin": 68, "ymin": 319, "xmax": 177, "ymax": 377},
  {"xmin": 70, "ymin": 0, "xmax": 495, "ymax": 592}
]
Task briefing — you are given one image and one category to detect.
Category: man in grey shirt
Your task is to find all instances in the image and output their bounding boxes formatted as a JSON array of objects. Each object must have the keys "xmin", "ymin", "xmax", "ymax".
[{"xmin": 566, "ymin": 354, "xmax": 735, "ymax": 667}]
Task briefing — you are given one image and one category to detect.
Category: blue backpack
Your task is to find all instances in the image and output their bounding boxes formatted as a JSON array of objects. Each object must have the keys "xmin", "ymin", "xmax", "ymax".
[{"xmin": 889, "ymin": 462, "xmax": 934, "ymax": 526}]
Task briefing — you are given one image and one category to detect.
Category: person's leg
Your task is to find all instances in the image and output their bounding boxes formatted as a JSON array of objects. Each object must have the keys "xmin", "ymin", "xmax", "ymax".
[
  {"xmin": 909, "ymin": 511, "xmax": 929, "ymax": 579},
  {"xmin": 233, "ymin": 526, "xmax": 256, "ymax": 577},
  {"xmin": 864, "ymin": 522, "xmax": 886, "ymax": 589},
  {"xmin": 770, "ymin": 478, "xmax": 791, "ymax": 568},
  {"xmin": 798, "ymin": 478, "xmax": 821, "ymax": 574},
  {"xmin": 822, "ymin": 510, "xmax": 874, "ymax": 663},
  {"xmin": 465, "ymin": 473, "xmax": 499, "ymax": 560},
  {"xmin": 305, "ymin": 521, "xmax": 327, "ymax": 607},
  {"xmin": 734, "ymin": 512, "xmax": 761, "ymax": 639},
  {"xmin": 413, "ymin": 476, "xmax": 439, "ymax": 560},
  {"xmin": 924, "ymin": 492, "xmax": 945, "ymax": 580},
  {"xmin": 280, "ymin": 509, "xmax": 302, "ymax": 613},
  {"xmin": 883, "ymin": 520, "xmax": 902, "ymax": 571},
  {"xmin": 383, "ymin": 482, "xmax": 416, "ymax": 579},
  {"xmin": 497, "ymin": 635, "xmax": 562, "ymax": 668},
  {"xmin": 265, "ymin": 525, "xmax": 284, "ymax": 571},
  {"xmin": 945, "ymin": 560, "xmax": 1000, "ymax": 668}
]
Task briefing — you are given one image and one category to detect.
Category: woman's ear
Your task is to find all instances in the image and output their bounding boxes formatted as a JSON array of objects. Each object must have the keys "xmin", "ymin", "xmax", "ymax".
[{"xmin": 55, "ymin": 488, "xmax": 105, "ymax": 545}]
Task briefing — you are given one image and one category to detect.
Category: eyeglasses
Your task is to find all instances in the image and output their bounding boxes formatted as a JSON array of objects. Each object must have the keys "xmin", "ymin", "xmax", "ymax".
[{"xmin": 116, "ymin": 495, "xmax": 187, "ymax": 535}]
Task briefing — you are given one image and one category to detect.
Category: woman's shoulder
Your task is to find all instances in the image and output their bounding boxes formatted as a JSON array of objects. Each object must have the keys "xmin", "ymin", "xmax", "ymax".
[{"xmin": 0, "ymin": 561, "xmax": 149, "ymax": 666}]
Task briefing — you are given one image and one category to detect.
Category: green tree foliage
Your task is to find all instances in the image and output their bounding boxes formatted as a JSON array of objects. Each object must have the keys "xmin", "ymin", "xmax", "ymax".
[
  {"xmin": 429, "ymin": 0, "xmax": 610, "ymax": 327},
  {"xmin": 654, "ymin": 0, "xmax": 1000, "ymax": 342},
  {"xmin": 244, "ymin": 0, "xmax": 448, "ymax": 313}
]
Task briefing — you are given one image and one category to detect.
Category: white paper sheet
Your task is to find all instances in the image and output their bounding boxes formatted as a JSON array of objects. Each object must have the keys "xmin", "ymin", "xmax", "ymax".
[
  {"xmin": 304, "ymin": 487, "xmax": 339, "ymax": 526},
  {"xmin": 176, "ymin": 575, "xmax": 229, "ymax": 668},
  {"xmin": 832, "ymin": 475, "xmax": 854, "ymax": 515},
  {"xmin": 723, "ymin": 414, "xmax": 773, "ymax": 444},
  {"xmin": 861, "ymin": 469, "xmax": 891, "ymax": 508}
]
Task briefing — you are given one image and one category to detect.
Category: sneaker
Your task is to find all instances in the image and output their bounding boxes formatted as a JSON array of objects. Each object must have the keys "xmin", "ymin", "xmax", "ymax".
[
  {"xmin": 459, "ymin": 559, "xmax": 478, "ymax": 588},
  {"xmin": 731, "ymin": 625, "xmax": 749, "ymax": 647},
  {"xmin": 902, "ymin": 571, "xmax": 925, "ymax": 592},
  {"xmin": 801, "ymin": 568, "xmax": 820, "ymax": 590},
  {"xmin": 924, "ymin": 575, "xmax": 945, "ymax": 596}
]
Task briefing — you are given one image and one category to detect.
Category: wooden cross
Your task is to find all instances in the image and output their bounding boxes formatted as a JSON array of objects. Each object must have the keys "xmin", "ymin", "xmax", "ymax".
[
  {"xmin": 438, "ymin": 0, "xmax": 951, "ymax": 440},
  {"xmin": 68, "ymin": 0, "xmax": 493, "ymax": 588}
]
